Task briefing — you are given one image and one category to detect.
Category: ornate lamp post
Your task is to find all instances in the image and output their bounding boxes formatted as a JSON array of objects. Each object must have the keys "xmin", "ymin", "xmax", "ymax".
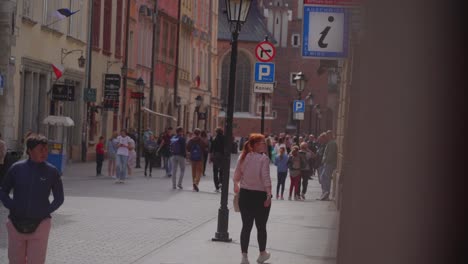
[
  {"xmin": 306, "ymin": 92, "xmax": 314, "ymax": 135},
  {"xmin": 212, "ymin": 0, "xmax": 252, "ymax": 243},
  {"xmin": 294, "ymin": 72, "xmax": 306, "ymax": 145},
  {"xmin": 176, "ymin": 96, "xmax": 181, "ymax": 126},
  {"xmin": 135, "ymin": 77, "xmax": 145, "ymax": 169},
  {"xmin": 194, "ymin": 95, "xmax": 203, "ymax": 130},
  {"xmin": 315, "ymin": 104, "xmax": 321, "ymax": 136}
]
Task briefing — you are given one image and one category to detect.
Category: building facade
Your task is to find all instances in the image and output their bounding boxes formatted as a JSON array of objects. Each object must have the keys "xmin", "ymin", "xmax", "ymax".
[
  {"xmin": 258, "ymin": 0, "xmax": 330, "ymax": 136},
  {"xmin": 0, "ymin": 0, "xmax": 17, "ymax": 148},
  {"xmin": 152, "ymin": 0, "xmax": 179, "ymax": 133},
  {"xmin": 2, "ymin": 0, "xmax": 89, "ymax": 160},
  {"xmin": 217, "ymin": 0, "xmax": 330, "ymax": 138},
  {"xmin": 187, "ymin": 0, "xmax": 212, "ymax": 133}
]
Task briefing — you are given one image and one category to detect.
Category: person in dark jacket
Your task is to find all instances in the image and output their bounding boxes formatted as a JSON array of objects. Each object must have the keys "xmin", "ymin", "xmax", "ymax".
[
  {"xmin": 209, "ymin": 127, "xmax": 224, "ymax": 192},
  {"xmin": 0, "ymin": 134, "xmax": 64, "ymax": 264},
  {"xmin": 144, "ymin": 134, "xmax": 158, "ymax": 177}
]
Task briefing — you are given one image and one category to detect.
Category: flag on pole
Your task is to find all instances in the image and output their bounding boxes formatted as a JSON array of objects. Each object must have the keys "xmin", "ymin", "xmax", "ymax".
[
  {"xmin": 55, "ymin": 8, "xmax": 79, "ymax": 19},
  {"xmin": 52, "ymin": 64, "xmax": 65, "ymax": 80},
  {"xmin": 46, "ymin": 8, "xmax": 80, "ymax": 26}
]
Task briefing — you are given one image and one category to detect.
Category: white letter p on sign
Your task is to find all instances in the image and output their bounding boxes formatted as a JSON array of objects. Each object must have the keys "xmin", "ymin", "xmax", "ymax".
[{"xmin": 259, "ymin": 65, "xmax": 270, "ymax": 81}]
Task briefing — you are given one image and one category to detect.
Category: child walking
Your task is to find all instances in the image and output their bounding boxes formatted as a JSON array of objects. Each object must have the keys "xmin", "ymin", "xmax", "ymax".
[
  {"xmin": 274, "ymin": 146, "xmax": 288, "ymax": 200},
  {"xmin": 287, "ymin": 146, "xmax": 302, "ymax": 200}
]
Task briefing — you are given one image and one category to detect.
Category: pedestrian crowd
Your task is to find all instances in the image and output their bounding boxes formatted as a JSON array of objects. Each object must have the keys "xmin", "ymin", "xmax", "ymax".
[
  {"xmin": 238, "ymin": 130, "xmax": 337, "ymax": 201},
  {"xmin": 101, "ymin": 126, "xmax": 226, "ymax": 193},
  {"xmin": 0, "ymin": 126, "xmax": 336, "ymax": 264},
  {"xmin": 231, "ymin": 130, "xmax": 337, "ymax": 264}
]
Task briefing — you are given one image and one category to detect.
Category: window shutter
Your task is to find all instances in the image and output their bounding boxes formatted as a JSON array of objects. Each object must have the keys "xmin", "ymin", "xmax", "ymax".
[
  {"xmin": 115, "ymin": 0, "xmax": 123, "ymax": 57},
  {"xmin": 103, "ymin": 0, "xmax": 112, "ymax": 54},
  {"xmin": 92, "ymin": 0, "xmax": 102, "ymax": 48}
]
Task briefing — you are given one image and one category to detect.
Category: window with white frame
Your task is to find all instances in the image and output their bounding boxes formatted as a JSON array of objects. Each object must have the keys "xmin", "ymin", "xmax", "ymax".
[
  {"xmin": 68, "ymin": 0, "xmax": 83, "ymax": 40},
  {"xmin": 43, "ymin": 0, "xmax": 62, "ymax": 31},
  {"xmin": 291, "ymin": 34, "xmax": 300, "ymax": 47},
  {"xmin": 22, "ymin": 0, "xmax": 34, "ymax": 19},
  {"xmin": 256, "ymin": 97, "xmax": 270, "ymax": 114},
  {"xmin": 138, "ymin": 27, "xmax": 144, "ymax": 65},
  {"xmin": 129, "ymin": 31, "xmax": 134, "ymax": 66},
  {"xmin": 290, "ymin": 72, "xmax": 298, "ymax": 85}
]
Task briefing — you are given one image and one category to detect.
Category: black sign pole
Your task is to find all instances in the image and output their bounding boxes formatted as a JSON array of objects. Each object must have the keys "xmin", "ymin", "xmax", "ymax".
[{"xmin": 261, "ymin": 93, "xmax": 265, "ymax": 134}]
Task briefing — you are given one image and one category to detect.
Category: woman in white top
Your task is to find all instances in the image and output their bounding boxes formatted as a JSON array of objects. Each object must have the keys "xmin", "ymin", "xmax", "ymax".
[
  {"xmin": 273, "ymin": 137, "xmax": 286, "ymax": 157},
  {"xmin": 115, "ymin": 129, "xmax": 131, "ymax": 183},
  {"xmin": 233, "ymin": 133, "xmax": 272, "ymax": 264}
]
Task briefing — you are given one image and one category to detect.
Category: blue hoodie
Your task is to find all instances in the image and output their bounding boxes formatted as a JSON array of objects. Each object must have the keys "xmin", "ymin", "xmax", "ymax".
[
  {"xmin": 0, "ymin": 159, "xmax": 64, "ymax": 220},
  {"xmin": 274, "ymin": 153, "xmax": 289, "ymax": 173}
]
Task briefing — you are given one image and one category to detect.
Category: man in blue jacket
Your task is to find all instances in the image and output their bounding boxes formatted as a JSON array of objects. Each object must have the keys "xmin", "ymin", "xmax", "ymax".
[{"xmin": 0, "ymin": 134, "xmax": 64, "ymax": 264}]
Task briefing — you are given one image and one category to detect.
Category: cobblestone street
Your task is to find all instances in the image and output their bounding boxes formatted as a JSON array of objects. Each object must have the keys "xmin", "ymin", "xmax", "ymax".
[{"xmin": 0, "ymin": 156, "xmax": 338, "ymax": 264}]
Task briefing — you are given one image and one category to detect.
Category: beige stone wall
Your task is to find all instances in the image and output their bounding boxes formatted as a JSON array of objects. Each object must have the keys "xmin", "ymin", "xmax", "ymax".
[
  {"xmin": 333, "ymin": 48, "xmax": 354, "ymax": 209},
  {"xmin": 10, "ymin": 0, "xmax": 89, "ymax": 154}
]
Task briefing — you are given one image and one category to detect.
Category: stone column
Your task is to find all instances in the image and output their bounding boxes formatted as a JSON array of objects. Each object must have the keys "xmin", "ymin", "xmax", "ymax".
[{"xmin": 0, "ymin": 1, "xmax": 17, "ymax": 148}]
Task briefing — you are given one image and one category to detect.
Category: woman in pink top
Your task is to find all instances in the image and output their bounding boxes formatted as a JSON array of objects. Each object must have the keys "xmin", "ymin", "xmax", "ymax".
[{"xmin": 233, "ymin": 133, "xmax": 272, "ymax": 264}]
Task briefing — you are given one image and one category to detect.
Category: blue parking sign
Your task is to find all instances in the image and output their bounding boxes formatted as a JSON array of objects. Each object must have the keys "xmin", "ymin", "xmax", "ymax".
[
  {"xmin": 293, "ymin": 100, "xmax": 305, "ymax": 113},
  {"xmin": 254, "ymin": 62, "xmax": 275, "ymax": 83}
]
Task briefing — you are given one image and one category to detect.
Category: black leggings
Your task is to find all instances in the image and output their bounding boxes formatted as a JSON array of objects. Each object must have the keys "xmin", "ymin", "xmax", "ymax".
[
  {"xmin": 276, "ymin": 172, "xmax": 287, "ymax": 196},
  {"xmin": 239, "ymin": 188, "xmax": 271, "ymax": 253},
  {"xmin": 144, "ymin": 153, "xmax": 153, "ymax": 173}
]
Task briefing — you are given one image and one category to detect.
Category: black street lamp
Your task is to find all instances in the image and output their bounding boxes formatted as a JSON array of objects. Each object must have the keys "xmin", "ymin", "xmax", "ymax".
[
  {"xmin": 315, "ymin": 104, "xmax": 321, "ymax": 136},
  {"xmin": 306, "ymin": 92, "xmax": 314, "ymax": 135},
  {"xmin": 212, "ymin": 0, "xmax": 252, "ymax": 243},
  {"xmin": 294, "ymin": 72, "xmax": 306, "ymax": 145},
  {"xmin": 176, "ymin": 96, "xmax": 181, "ymax": 126},
  {"xmin": 135, "ymin": 77, "xmax": 145, "ymax": 169}
]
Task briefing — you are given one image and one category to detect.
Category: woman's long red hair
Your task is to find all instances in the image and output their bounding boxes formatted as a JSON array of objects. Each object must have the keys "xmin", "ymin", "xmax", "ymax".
[{"xmin": 240, "ymin": 133, "xmax": 265, "ymax": 161}]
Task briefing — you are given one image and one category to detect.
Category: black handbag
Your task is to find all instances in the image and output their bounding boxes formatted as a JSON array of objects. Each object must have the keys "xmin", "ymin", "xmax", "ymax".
[{"xmin": 10, "ymin": 216, "xmax": 42, "ymax": 234}]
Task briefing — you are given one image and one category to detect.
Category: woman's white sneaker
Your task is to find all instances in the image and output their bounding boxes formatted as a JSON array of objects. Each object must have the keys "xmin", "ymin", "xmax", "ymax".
[
  {"xmin": 240, "ymin": 255, "xmax": 250, "ymax": 264},
  {"xmin": 257, "ymin": 251, "xmax": 270, "ymax": 263}
]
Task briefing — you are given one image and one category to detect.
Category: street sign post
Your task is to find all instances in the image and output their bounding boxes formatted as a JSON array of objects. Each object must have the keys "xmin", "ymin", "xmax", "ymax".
[
  {"xmin": 293, "ymin": 100, "xmax": 305, "ymax": 113},
  {"xmin": 254, "ymin": 83, "xmax": 274, "ymax": 93},
  {"xmin": 255, "ymin": 39, "xmax": 276, "ymax": 135},
  {"xmin": 84, "ymin": 88, "xmax": 97, "ymax": 102},
  {"xmin": 302, "ymin": 6, "xmax": 349, "ymax": 59},
  {"xmin": 103, "ymin": 74, "xmax": 121, "ymax": 111},
  {"xmin": 254, "ymin": 62, "xmax": 275, "ymax": 83},
  {"xmin": 255, "ymin": 41, "xmax": 276, "ymax": 62},
  {"xmin": 294, "ymin": 112, "xmax": 305, "ymax": 120}
]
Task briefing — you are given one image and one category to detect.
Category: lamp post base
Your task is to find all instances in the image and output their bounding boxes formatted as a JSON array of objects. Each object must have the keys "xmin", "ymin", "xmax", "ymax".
[
  {"xmin": 212, "ymin": 234, "xmax": 232, "ymax": 242},
  {"xmin": 212, "ymin": 207, "xmax": 232, "ymax": 242}
]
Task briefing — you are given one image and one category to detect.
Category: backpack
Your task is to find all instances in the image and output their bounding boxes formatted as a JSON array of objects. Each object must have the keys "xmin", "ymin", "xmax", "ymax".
[
  {"xmin": 145, "ymin": 144, "xmax": 157, "ymax": 155},
  {"xmin": 190, "ymin": 142, "xmax": 202, "ymax": 161},
  {"xmin": 170, "ymin": 136, "xmax": 182, "ymax": 155}
]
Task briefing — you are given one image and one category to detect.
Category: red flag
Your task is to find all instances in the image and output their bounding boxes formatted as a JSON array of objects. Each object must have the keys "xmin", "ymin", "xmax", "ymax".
[{"xmin": 52, "ymin": 64, "xmax": 64, "ymax": 79}]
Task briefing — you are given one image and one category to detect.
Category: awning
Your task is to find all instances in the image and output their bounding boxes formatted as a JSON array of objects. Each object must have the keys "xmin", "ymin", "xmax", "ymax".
[
  {"xmin": 142, "ymin": 107, "xmax": 177, "ymax": 122},
  {"xmin": 42, "ymin": 115, "xmax": 75, "ymax": 127}
]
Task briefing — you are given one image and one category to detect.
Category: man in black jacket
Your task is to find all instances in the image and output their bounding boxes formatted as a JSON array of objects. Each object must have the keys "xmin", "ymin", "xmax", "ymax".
[
  {"xmin": 0, "ymin": 134, "xmax": 64, "ymax": 263},
  {"xmin": 210, "ymin": 127, "xmax": 224, "ymax": 192}
]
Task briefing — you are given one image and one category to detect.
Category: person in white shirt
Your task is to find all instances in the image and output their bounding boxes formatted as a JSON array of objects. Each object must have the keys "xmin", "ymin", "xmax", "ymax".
[{"xmin": 115, "ymin": 129, "xmax": 131, "ymax": 183}]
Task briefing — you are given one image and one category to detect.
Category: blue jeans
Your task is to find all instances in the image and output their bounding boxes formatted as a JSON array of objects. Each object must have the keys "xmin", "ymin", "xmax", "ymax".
[
  {"xmin": 116, "ymin": 154, "xmax": 129, "ymax": 180},
  {"xmin": 319, "ymin": 164, "xmax": 335, "ymax": 197},
  {"xmin": 171, "ymin": 155, "xmax": 186, "ymax": 187},
  {"xmin": 163, "ymin": 155, "xmax": 172, "ymax": 176}
]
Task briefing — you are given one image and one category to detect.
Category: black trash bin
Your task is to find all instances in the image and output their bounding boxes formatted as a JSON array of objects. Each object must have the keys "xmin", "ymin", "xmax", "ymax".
[{"xmin": 1, "ymin": 150, "xmax": 23, "ymax": 183}]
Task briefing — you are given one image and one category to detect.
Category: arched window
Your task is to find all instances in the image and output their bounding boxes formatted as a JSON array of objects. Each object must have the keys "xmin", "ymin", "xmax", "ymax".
[{"xmin": 221, "ymin": 51, "xmax": 252, "ymax": 112}]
